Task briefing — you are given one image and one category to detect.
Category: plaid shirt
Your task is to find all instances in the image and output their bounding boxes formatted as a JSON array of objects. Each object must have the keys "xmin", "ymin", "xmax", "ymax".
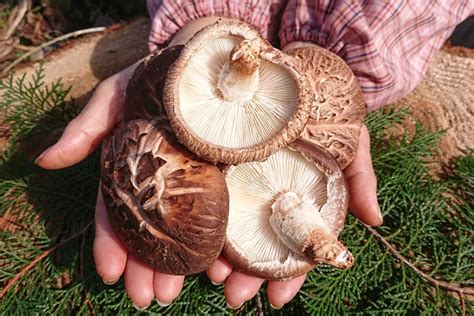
[{"xmin": 147, "ymin": 0, "xmax": 473, "ymax": 110}]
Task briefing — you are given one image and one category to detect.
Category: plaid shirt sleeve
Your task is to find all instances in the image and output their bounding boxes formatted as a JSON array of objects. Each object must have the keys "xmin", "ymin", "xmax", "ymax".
[
  {"xmin": 146, "ymin": 0, "xmax": 285, "ymax": 51},
  {"xmin": 280, "ymin": 1, "xmax": 474, "ymax": 110},
  {"xmin": 147, "ymin": 0, "xmax": 473, "ymax": 110}
]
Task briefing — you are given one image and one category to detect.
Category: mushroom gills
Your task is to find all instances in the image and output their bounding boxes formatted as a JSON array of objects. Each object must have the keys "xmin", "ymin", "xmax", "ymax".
[
  {"xmin": 225, "ymin": 147, "xmax": 353, "ymax": 276},
  {"xmin": 178, "ymin": 36, "xmax": 299, "ymax": 148}
]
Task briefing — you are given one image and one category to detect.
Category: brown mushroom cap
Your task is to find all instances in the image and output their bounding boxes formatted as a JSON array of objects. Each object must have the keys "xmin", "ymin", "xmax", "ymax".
[
  {"xmin": 123, "ymin": 45, "xmax": 183, "ymax": 123},
  {"xmin": 163, "ymin": 20, "xmax": 312, "ymax": 164},
  {"xmin": 100, "ymin": 119, "xmax": 229, "ymax": 275},
  {"xmin": 223, "ymin": 140, "xmax": 352, "ymax": 280},
  {"xmin": 286, "ymin": 45, "xmax": 366, "ymax": 169}
]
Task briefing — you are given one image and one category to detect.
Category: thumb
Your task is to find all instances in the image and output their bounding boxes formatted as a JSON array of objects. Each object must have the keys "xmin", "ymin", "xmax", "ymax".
[
  {"xmin": 35, "ymin": 64, "xmax": 136, "ymax": 170},
  {"xmin": 344, "ymin": 125, "xmax": 383, "ymax": 226}
]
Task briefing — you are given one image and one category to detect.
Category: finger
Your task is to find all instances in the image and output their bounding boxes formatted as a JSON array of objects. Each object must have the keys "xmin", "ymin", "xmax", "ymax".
[
  {"xmin": 35, "ymin": 63, "xmax": 137, "ymax": 170},
  {"xmin": 124, "ymin": 255, "xmax": 155, "ymax": 310},
  {"xmin": 206, "ymin": 256, "xmax": 233, "ymax": 285},
  {"xmin": 224, "ymin": 272, "xmax": 264, "ymax": 309},
  {"xmin": 266, "ymin": 274, "xmax": 306, "ymax": 309},
  {"xmin": 344, "ymin": 125, "xmax": 382, "ymax": 226},
  {"xmin": 93, "ymin": 190, "xmax": 127, "ymax": 284},
  {"xmin": 153, "ymin": 273, "xmax": 185, "ymax": 306}
]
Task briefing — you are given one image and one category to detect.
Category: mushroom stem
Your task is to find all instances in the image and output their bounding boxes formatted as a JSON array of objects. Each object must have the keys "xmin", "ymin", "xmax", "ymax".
[
  {"xmin": 216, "ymin": 39, "xmax": 261, "ymax": 102},
  {"xmin": 269, "ymin": 191, "xmax": 354, "ymax": 269},
  {"xmin": 302, "ymin": 230, "xmax": 354, "ymax": 269}
]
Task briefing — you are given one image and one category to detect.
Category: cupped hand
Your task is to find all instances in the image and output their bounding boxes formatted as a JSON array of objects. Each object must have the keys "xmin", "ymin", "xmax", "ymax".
[
  {"xmin": 36, "ymin": 64, "xmax": 382, "ymax": 312},
  {"xmin": 205, "ymin": 124, "xmax": 383, "ymax": 309},
  {"xmin": 35, "ymin": 64, "xmax": 185, "ymax": 309}
]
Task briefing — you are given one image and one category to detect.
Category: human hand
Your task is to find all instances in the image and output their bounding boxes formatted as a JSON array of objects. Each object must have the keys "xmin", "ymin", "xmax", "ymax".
[
  {"xmin": 36, "ymin": 17, "xmax": 382, "ymax": 310},
  {"xmin": 35, "ymin": 64, "xmax": 186, "ymax": 309},
  {"xmin": 203, "ymin": 124, "xmax": 382, "ymax": 310},
  {"xmin": 36, "ymin": 73, "xmax": 381, "ymax": 311},
  {"xmin": 38, "ymin": 84, "xmax": 380, "ymax": 310}
]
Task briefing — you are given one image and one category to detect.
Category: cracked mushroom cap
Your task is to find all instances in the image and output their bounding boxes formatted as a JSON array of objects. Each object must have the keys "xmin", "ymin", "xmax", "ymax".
[
  {"xmin": 100, "ymin": 119, "xmax": 229, "ymax": 275},
  {"xmin": 223, "ymin": 140, "xmax": 353, "ymax": 280},
  {"xmin": 163, "ymin": 20, "xmax": 312, "ymax": 164},
  {"xmin": 286, "ymin": 45, "xmax": 366, "ymax": 169}
]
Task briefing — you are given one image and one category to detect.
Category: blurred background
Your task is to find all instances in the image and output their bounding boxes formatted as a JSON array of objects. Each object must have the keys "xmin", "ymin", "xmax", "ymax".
[{"xmin": 0, "ymin": 0, "xmax": 147, "ymax": 72}]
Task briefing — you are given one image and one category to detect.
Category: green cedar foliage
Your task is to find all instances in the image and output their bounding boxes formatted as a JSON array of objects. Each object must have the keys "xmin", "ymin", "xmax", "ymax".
[{"xmin": 1, "ymin": 66, "xmax": 473, "ymax": 315}]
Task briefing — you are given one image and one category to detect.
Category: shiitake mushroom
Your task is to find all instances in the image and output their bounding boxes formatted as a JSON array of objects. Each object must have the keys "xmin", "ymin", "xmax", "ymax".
[
  {"xmin": 101, "ymin": 119, "xmax": 229, "ymax": 275},
  {"xmin": 163, "ymin": 19, "xmax": 313, "ymax": 164},
  {"xmin": 223, "ymin": 140, "xmax": 353, "ymax": 280},
  {"xmin": 101, "ymin": 43, "xmax": 229, "ymax": 275},
  {"xmin": 285, "ymin": 44, "xmax": 366, "ymax": 169},
  {"xmin": 100, "ymin": 19, "xmax": 362, "ymax": 279}
]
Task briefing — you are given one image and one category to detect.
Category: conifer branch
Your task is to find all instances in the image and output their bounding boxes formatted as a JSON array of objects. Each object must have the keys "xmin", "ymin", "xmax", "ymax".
[
  {"xmin": 364, "ymin": 223, "xmax": 474, "ymax": 298},
  {"xmin": 255, "ymin": 292, "xmax": 263, "ymax": 316},
  {"xmin": 86, "ymin": 299, "xmax": 95, "ymax": 316},
  {"xmin": 0, "ymin": 220, "xmax": 93, "ymax": 299},
  {"xmin": 1, "ymin": 59, "xmax": 472, "ymax": 314}
]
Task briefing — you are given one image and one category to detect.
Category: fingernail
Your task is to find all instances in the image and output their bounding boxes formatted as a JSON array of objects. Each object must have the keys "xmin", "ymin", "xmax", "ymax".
[
  {"xmin": 375, "ymin": 204, "xmax": 383, "ymax": 225},
  {"xmin": 34, "ymin": 150, "xmax": 48, "ymax": 165},
  {"xmin": 210, "ymin": 280, "xmax": 222, "ymax": 286},
  {"xmin": 35, "ymin": 152, "xmax": 45, "ymax": 165},
  {"xmin": 102, "ymin": 278, "xmax": 119, "ymax": 285},
  {"xmin": 370, "ymin": 203, "xmax": 383, "ymax": 226},
  {"xmin": 156, "ymin": 298, "xmax": 172, "ymax": 307},
  {"xmin": 270, "ymin": 303, "xmax": 283, "ymax": 310},
  {"xmin": 227, "ymin": 302, "xmax": 244, "ymax": 310},
  {"xmin": 133, "ymin": 302, "xmax": 151, "ymax": 311},
  {"xmin": 377, "ymin": 211, "xmax": 383, "ymax": 225}
]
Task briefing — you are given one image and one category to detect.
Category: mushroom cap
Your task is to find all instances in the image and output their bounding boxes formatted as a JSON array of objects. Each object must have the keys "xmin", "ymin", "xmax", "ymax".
[
  {"xmin": 100, "ymin": 119, "xmax": 229, "ymax": 275},
  {"xmin": 222, "ymin": 140, "xmax": 349, "ymax": 280},
  {"xmin": 163, "ymin": 19, "xmax": 312, "ymax": 164},
  {"xmin": 123, "ymin": 45, "xmax": 183, "ymax": 123},
  {"xmin": 286, "ymin": 46, "xmax": 366, "ymax": 169}
]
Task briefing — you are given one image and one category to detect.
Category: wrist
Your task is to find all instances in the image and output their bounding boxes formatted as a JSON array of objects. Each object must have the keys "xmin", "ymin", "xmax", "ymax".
[{"xmin": 169, "ymin": 17, "xmax": 235, "ymax": 46}]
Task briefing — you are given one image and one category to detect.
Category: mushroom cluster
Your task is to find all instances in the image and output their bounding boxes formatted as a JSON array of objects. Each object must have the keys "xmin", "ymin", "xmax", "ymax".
[{"xmin": 100, "ymin": 19, "xmax": 364, "ymax": 279}]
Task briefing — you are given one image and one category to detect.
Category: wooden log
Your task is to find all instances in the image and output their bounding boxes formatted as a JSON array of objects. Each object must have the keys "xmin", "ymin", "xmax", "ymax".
[{"xmin": 8, "ymin": 18, "xmax": 150, "ymax": 100}]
